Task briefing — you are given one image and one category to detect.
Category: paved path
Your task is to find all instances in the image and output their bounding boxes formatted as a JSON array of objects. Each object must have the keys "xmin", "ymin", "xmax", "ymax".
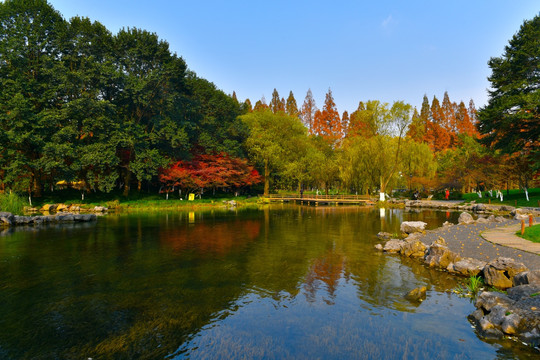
[
  {"xmin": 419, "ymin": 219, "xmax": 540, "ymax": 271},
  {"xmin": 482, "ymin": 222, "xmax": 540, "ymax": 255}
]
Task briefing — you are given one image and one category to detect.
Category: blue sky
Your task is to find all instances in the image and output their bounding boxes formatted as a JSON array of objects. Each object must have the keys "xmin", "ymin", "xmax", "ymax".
[{"xmin": 48, "ymin": 0, "xmax": 539, "ymax": 113}]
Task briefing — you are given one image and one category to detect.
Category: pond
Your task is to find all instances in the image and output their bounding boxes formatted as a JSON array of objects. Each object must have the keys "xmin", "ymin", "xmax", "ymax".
[{"xmin": 0, "ymin": 205, "xmax": 537, "ymax": 359}]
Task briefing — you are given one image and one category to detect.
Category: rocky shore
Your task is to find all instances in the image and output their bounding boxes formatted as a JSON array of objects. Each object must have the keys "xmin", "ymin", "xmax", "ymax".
[
  {"xmin": 0, "ymin": 211, "xmax": 99, "ymax": 227},
  {"xmin": 375, "ymin": 209, "xmax": 540, "ymax": 349}
]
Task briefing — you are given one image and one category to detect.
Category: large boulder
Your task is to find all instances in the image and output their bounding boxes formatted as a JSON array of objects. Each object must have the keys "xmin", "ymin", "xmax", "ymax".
[
  {"xmin": 483, "ymin": 257, "xmax": 529, "ymax": 289},
  {"xmin": 458, "ymin": 212, "xmax": 474, "ymax": 224},
  {"xmin": 448, "ymin": 257, "xmax": 487, "ymax": 276},
  {"xmin": 400, "ymin": 221, "xmax": 427, "ymax": 234}
]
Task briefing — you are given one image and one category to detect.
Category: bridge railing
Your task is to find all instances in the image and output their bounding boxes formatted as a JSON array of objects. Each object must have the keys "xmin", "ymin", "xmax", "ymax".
[{"xmin": 261, "ymin": 194, "xmax": 372, "ymax": 200}]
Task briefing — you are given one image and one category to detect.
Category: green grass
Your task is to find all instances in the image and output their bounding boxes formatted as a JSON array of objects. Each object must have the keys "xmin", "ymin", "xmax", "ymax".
[
  {"xmin": 516, "ymin": 223, "xmax": 540, "ymax": 243},
  {"xmin": 27, "ymin": 188, "xmax": 261, "ymax": 212},
  {"xmin": 0, "ymin": 192, "xmax": 27, "ymax": 214},
  {"xmin": 462, "ymin": 187, "xmax": 539, "ymax": 208}
]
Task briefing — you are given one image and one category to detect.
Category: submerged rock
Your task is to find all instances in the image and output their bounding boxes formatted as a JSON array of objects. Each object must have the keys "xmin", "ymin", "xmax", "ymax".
[{"xmin": 404, "ymin": 286, "xmax": 427, "ymax": 302}]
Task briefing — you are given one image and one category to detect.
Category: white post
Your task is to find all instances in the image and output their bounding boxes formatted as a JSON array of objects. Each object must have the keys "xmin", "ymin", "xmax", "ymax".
[
  {"xmin": 379, "ymin": 192, "xmax": 385, "ymax": 202},
  {"xmin": 525, "ymin": 188, "xmax": 529, "ymax": 201}
]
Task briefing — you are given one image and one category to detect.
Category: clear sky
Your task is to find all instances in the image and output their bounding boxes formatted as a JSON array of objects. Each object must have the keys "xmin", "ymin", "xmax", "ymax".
[{"xmin": 47, "ymin": 0, "xmax": 539, "ymax": 113}]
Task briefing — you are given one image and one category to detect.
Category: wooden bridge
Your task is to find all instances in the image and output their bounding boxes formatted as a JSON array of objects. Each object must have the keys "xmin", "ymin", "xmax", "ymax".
[{"xmin": 261, "ymin": 194, "xmax": 374, "ymax": 206}]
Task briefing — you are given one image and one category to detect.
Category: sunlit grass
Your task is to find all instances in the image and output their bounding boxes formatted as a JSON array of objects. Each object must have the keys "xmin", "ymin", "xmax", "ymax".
[
  {"xmin": 0, "ymin": 192, "xmax": 26, "ymax": 214},
  {"xmin": 516, "ymin": 224, "xmax": 540, "ymax": 243},
  {"xmin": 462, "ymin": 188, "xmax": 539, "ymax": 207}
]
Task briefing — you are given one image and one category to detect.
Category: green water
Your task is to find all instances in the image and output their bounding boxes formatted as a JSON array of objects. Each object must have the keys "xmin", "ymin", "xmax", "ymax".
[{"xmin": 0, "ymin": 206, "xmax": 536, "ymax": 359}]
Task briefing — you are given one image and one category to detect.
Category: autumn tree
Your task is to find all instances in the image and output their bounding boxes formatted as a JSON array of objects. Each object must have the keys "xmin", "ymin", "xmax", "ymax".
[
  {"xmin": 312, "ymin": 88, "xmax": 341, "ymax": 145},
  {"xmin": 269, "ymin": 88, "xmax": 285, "ymax": 114},
  {"xmin": 300, "ymin": 89, "xmax": 317, "ymax": 134}
]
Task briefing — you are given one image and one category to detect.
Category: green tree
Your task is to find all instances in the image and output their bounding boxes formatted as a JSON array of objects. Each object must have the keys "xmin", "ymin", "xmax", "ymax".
[
  {"xmin": 241, "ymin": 109, "xmax": 307, "ymax": 195},
  {"xmin": 285, "ymin": 91, "xmax": 299, "ymax": 118},
  {"xmin": 477, "ymin": 14, "xmax": 540, "ymax": 176},
  {"xmin": 0, "ymin": 0, "xmax": 66, "ymax": 200}
]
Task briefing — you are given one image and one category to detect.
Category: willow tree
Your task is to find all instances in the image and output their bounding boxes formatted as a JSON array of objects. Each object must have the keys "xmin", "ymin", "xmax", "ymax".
[{"xmin": 241, "ymin": 109, "xmax": 307, "ymax": 195}]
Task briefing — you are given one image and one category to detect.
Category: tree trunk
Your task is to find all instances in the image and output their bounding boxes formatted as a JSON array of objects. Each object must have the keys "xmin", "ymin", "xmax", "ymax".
[
  {"xmin": 123, "ymin": 171, "xmax": 131, "ymax": 196},
  {"xmin": 264, "ymin": 159, "xmax": 270, "ymax": 195}
]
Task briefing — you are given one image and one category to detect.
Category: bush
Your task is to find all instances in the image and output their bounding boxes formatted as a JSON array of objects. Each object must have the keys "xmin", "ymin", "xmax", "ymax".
[{"xmin": 0, "ymin": 192, "xmax": 26, "ymax": 214}]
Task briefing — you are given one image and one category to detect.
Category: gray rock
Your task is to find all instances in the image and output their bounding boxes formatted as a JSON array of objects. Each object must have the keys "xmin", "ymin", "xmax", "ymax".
[
  {"xmin": 514, "ymin": 270, "xmax": 540, "ymax": 286},
  {"xmin": 400, "ymin": 240, "xmax": 427, "ymax": 258},
  {"xmin": 501, "ymin": 313, "xmax": 522, "ymax": 335},
  {"xmin": 507, "ymin": 284, "xmax": 540, "ymax": 301},
  {"xmin": 474, "ymin": 203, "xmax": 487, "ymax": 212},
  {"xmin": 55, "ymin": 214, "xmax": 75, "ymax": 222},
  {"xmin": 485, "ymin": 305, "xmax": 508, "ymax": 326},
  {"xmin": 400, "ymin": 221, "xmax": 427, "ymax": 234},
  {"xmin": 93, "ymin": 206, "xmax": 108, "ymax": 212},
  {"xmin": 476, "ymin": 217, "xmax": 490, "ymax": 224},
  {"xmin": 458, "ymin": 212, "xmax": 474, "ymax": 224},
  {"xmin": 424, "ymin": 242, "xmax": 460, "ymax": 268},
  {"xmin": 475, "ymin": 291, "xmax": 515, "ymax": 312},
  {"xmin": 13, "ymin": 216, "xmax": 34, "ymax": 225},
  {"xmin": 376, "ymin": 232, "xmax": 392, "ymax": 240},
  {"xmin": 442, "ymin": 221, "xmax": 453, "ymax": 227},
  {"xmin": 383, "ymin": 239, "xmax": 406, "ymax": 253},
  {"xmin": 0, "ymin": 212, "xmax": 14, "ymax": 226},
  {"xmin": 73, "ymin": 214, "xmax": 97, "ymax": 222},
  {"xmin": 449, "ymin": 257, "xmax": 487, "ymax": 276},
  {"xmin": 404, "ymin": 286, "xmax": 427, "ymax": 302},
  {"xmin": 374, "ymin": 244, "xmax": 383, "ymax": 251},
  {"xmin": 483, "ymin": 257, "xmax": 529, "ymax": 289}
]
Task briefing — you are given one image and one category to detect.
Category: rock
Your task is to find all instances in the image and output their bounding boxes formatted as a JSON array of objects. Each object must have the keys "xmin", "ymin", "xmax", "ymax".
[
  {"xmin": 475, "ymin": 292, "xmax": 515, "ymax": 312},
  {"xmin": 442, "ymin": 221, "xmax": 453, "ymax": 227},
  {"xmin": 400, "ymin": 240, "xmax": 427, "ymax": 258},
  {"xmin": 474, "ymin": 203, "xmax": 487, "ymax": 212},
  {"xmin": 404, "ymin": 286, "xmax": 427, "ymax": 302},
  {"xmin": 55, "ymin": 213, "xmax": 75, "ymax": 222},
  {"xmin": 501, "ymin": 313, "xmax": 522, "ymax": 335},
  {"xmin": 383, "ymin": 239, "xmax": 406, "ymax": 253},
  {"xmin": 374, "ymin": 244, "xmax": 383, "ymax": 251},
  {"xmin": 0, "ymin": 212, "xmax": 14, "ymax": 226},
  {"xmin": 68, "ymin": 205, "xmax": 81, "ymax": 212},
  {"xmin": 449, "ymin": 257, "xmax": 487, "ymax": 276},
  {"xmin": 458, "ymin": 212, "xmax": 474, "ymax": 224},
  {"xmin": 56, "ymin": 204, "xmax": 69, "ymax": 212},
  {"xmin": 515, "ymin": 214, "xmax": 530, "ymax": 220},
  {"xmin": 485, "ymin": 305, "xmax": 508, "ymax": 326},
  {"xmin": 73, "ymin": 214, "xmax": 97, "ymax": 222},
  {"xmin": 476, "ymin": 217, "xmax": 490, "ymax": 224},
  {"xmin": 376, "ymin": 232, "xmax": 392, "ymax": 240},
  {"xmin": 39, "ymin": 204, "xmax": 54, "ymax": 212},
  {"xmin": 400, "ymin": 221, "xmax": 427, "ymax": 234},
  {"xmin": 495, "ymin": 216, "xmax": 506, "ymax": 223},
  {"xmin": 487, "ymin": 215, "xmax": 495, "ymax": 222},
  {"xmin": 514, "ymin": 270, "xmax": 540, "ymax": 286},
  {"xmin": 13, "ymin": 216, "xmax": 34, "ymax": 225},
  {"xmin": 404, "ymin": 232, "xmax": 423, "ymax": 242},
  {"xmin": 92, "ymin": 206, "xmax": 108, "ymax": 212},
  {"xmin": 424, "ymin": 241, "xmax": 460, "ymax": 268},
  {"xmin": 483, "ymin": 257, "xmax": 529, "ymax": 289},
  {"xmin": 507, "ymin": 284, "xmax": 540, "ymax": 301}
]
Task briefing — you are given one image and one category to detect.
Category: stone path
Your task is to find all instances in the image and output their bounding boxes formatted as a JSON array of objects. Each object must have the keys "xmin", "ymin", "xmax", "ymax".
[{"xmin": 419, "ymin": 219, "xmax": 540, "ymax": 271}]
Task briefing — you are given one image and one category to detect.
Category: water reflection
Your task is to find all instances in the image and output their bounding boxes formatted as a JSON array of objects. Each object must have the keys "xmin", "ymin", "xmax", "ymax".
[{"xmin": 0, "ymin": 206, "xmax": 536, "ymax": 359}]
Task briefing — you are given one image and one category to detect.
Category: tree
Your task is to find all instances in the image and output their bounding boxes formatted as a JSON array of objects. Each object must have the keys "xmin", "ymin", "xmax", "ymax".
[
  {"xmin": 269, "ymin": 88, "xmax": 285, "ymax": 114},
  {"xmin": 0, "ymin": 0, "xmax": 66, "ymax": 199},
  {"xmin": 241, "ymin": 109, "xmax": 307, "ymax": 195},
  {"xmin": 477, "ymin": 14, "xmax": 540, "ymax": 174},
  {"xmin": 285, "ymin": 91, "xmax": 299, "ymax": 118},
  {"xmin": 312, "ymin": 88, "xmax": 341, "ymax": 145},
  {"xmin": 300, "ymin": 89, "xmax": 317, "ymax": 134},
  {"xmin": 406, "ymin": 108, "xmax": 424, "ymax": 142}
]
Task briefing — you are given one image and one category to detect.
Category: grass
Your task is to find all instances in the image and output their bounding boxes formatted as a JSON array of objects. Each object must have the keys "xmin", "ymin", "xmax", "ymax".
[
  {"xmin": 462, "ymin": 187, "xmax": 539, "ymax": 208},
  {"xmin": 516, "ymin": 223, "xmax": 540, "ymax": 243},
  {"xmin": 454, "ymin": 275, "xmax": 485, "ymax": 297},
  {"xmin": 24, "ymin": 188, "xmax": 261, "ymax": 212},
  {"xmin": 0, "ymin": 192, "xmax": 27, "ymax": 215}
]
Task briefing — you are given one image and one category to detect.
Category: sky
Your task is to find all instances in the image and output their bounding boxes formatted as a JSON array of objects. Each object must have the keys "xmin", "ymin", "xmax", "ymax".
[{"xmin": 47, "ymin": 0, "xmax": 539, "ymax": 113}]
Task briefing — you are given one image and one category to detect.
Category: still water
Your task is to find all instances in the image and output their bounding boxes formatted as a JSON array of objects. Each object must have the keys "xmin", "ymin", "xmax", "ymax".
[{"xmin": 0, "ymin": 206, "xmax": 537, "ymax": 359}]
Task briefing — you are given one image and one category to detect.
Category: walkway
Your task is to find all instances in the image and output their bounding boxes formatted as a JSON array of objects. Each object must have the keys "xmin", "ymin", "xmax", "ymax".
[{"xmin": 481, "ymin": 222, "xmax": 540, "ymax": 255}]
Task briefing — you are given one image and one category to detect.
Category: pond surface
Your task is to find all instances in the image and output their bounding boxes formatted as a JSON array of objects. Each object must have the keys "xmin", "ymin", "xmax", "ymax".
[{"xmin": 0, "ymin": 205, "xmax": 537, "ymax": 359}]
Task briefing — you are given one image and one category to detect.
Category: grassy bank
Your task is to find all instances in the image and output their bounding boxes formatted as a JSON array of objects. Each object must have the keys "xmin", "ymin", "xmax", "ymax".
[
  {"xmin": 462, "ymin": 188, "xmax": 539, "ymax": 208},
  {"xmin": 6, "ymin": 189, "xmax": 262, "ymax": 213}
]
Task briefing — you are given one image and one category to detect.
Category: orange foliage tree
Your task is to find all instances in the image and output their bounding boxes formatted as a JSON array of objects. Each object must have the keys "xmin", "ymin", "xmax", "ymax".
[{"xmin": 312, "ymin": 88, "xmax": 342, "ymax": 145}]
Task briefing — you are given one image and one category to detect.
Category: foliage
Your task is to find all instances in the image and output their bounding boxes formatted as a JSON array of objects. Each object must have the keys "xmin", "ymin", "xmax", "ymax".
[
  {"xmin": 516, "ymin": 224, "xmax": 540, "ymax": 243},
  {"xmin": 241, "ymin": 109, "xmax": 307, "ymax": 195},
  {"xmin": 0, "ymin": 192, "xmax": 26, "ymax": 214},
  {"xmin": 477, "ymin": 14, "xmax": 540, "ymax": 173},
  {"xmin": 455, "ymin": 275, "xmax": 484, "ymax": 297},
  {"xmin": 159, "ymin": 153, "xmax": 261, "ymax": 196}
]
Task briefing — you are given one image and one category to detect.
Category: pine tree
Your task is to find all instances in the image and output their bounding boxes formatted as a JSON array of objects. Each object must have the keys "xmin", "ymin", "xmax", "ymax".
[
  {"xmin": 285, "ymin": 91, "xmax": 299, "ymax": 117},
  {"xmin": 312, "ymin": 88, "xmax": 341, "ymax": 145}
]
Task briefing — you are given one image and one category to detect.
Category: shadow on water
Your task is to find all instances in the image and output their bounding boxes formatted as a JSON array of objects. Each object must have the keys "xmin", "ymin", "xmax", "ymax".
[{"xmin": 0, "ymin": 205, "xmax": 537, "ymax": 359}]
